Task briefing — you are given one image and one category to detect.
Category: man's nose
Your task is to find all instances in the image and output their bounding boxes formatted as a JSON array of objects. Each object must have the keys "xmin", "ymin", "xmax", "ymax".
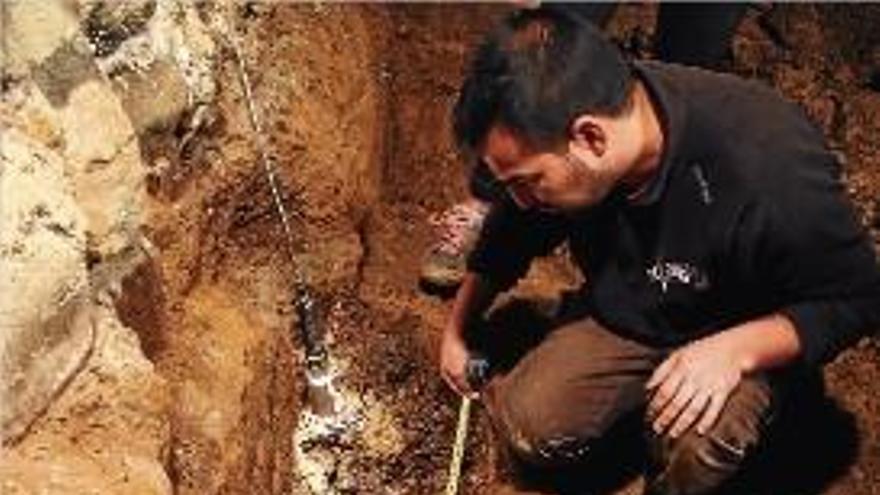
[{"xmin": 508, "ymin": 185, "xmax": 536, "ymax": 210}]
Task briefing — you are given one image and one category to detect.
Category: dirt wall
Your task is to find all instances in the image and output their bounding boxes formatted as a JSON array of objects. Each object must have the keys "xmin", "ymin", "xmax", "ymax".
[{"xmin": 129, "ymin": 4, "xmax": 390, "ymax": 493}]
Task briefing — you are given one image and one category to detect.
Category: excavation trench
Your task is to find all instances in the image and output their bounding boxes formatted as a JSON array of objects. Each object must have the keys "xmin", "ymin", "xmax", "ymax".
[{"xmin": 113, "ymin": 4, "xmax": 504, "ymax": 494}]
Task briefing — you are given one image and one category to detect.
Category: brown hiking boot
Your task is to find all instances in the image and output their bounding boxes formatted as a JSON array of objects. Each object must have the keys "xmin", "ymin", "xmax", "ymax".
[{"xmin": 419, "ymin": 199, "xmax": 490, "ymax": 295}]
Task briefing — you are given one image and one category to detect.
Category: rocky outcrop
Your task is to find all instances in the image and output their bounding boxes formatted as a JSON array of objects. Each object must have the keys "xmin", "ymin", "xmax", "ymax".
[
  {"xmin": 0, "ymin": 128, "xmax": 92, "ymax": 443},
  {"xmin": 1, "ymin": 0, "xmax": 222, "ymax": 492},
  {"xmin": 0, "ymin": 300, "xmax": 173, "ymax": 495}
]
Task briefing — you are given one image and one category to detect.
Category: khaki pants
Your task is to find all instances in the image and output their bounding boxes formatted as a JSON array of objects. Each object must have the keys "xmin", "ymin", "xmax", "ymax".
[{"xmin": 481, "ymin": 315, "xmax": 783, "ymax": 495}]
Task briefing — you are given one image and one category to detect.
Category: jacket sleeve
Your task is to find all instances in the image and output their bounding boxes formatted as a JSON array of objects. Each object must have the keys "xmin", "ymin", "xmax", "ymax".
[
  {"xmin": 467, "ymin": 197, "xmax": 569, "ymax": 291},
  {"xmin": 741, "ymin": 179, "xmax": 880, "ymax": 366}
]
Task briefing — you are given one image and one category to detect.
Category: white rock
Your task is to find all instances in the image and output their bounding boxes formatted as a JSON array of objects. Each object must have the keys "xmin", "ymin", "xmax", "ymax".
[
  {"xmin": 58, "ymin": 79, "xmax": 145, "ymax": 259},
  {"xmin": 95, "ymin": 0, "xmax": 219, "ymax": 107},
  {"xmin": 0, "ymin": 127, "xmax": 92, "ymax": 443},
  {"xmin": 1, "ymin": 0, "xmax": 80, "ymax": 79},
  {"xmin": 0, "ymin": 301, "xmax": 172, "ymax": 495},
  {"xmin": 0, "ymin": 80, "xmax": 65, "ymax": 150}
]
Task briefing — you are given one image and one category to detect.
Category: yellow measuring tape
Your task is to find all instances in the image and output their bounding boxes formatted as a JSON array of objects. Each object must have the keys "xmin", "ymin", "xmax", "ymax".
[{"xmin": 444, "ymin": 396, "xmax": 473, "ymax": 495}]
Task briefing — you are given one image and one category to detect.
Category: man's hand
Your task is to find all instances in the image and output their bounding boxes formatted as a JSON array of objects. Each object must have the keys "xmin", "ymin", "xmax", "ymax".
[
  {"xmin": 645, "ymin": 334, "xmax": 744, "ymax": 439},
  {"xmin": 440, "ymin": 329, "xmax": 477, "ymax": 398},
  {"xmin": 646, "ymin": 313, "xmax": 802, "ymax": 439},
  {"xmin": 440, "ymin": 273, "xmax": 499, "ymax": 398}
]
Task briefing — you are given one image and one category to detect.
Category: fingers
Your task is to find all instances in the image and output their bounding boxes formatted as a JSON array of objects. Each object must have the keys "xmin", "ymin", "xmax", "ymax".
[
  {"xmin": 651, "ymin": 378, "xmax": 695, "ymax": 435},
  {"xmin": 646, "ymin": 355, "xmax": 675, "ymax": 391},
  {"xmin": 439, "ymin": 332, "xmax": 478, "ymax": 398},
  {"xmin": 645, "ymin": 341, "xmax": 743, "ymax": 439},
  {"xmin": 697, "ymin": 390, "xmax": 728, "ymax": 435},
  {"xmin": 646, "ymin": 352, "xmax": 725, "ymax": 438},
  {"xmin": 647, "ymin": 362, "xmax": 685, "ymax": 420},
  {"xmin": 650, "ymin": 381, "xmax": 736, "ymax": 438},
  {"xmin": 441, "ymin": 368, "xmax": 463, "ymax": 395},
  {"xmin": 442, "ymin": 368, "xmax": 476, "ymax": 399},
  {"xmin": 669, "ymin": 391, "xmax": 711, "ymax": 438}
]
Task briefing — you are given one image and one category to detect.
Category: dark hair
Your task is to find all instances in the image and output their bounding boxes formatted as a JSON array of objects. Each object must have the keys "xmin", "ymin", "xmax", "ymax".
[{"xmin": 453, "ymin": 7, "xmax": 633, "ymax": 155}]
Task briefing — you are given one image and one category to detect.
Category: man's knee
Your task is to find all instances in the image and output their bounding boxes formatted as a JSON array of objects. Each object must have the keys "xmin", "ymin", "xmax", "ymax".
[
  {"xmin": 484, "ymin": 319, "xmax": 656, "ymax": 467},
  {"xmin": 646, "ymin": 377, "xmax": 776, "ymax": 495},
  {"xmin": 492, "ymin": 393, "xmax": 599, "ymax": 467},
  {"xmin": 486, "ymin": 372, "xmax": 611, "ymax": 467},
  {"xmin": 649, "ymin": 428, "xmax": 755, "ymax": 495}
]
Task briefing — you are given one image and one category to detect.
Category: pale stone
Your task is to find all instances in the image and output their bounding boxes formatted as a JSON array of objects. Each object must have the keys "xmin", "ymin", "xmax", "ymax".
[
  {"xmin": 59, "ymin": 79, "xmax": 136, "ymax": 167},
  {"xmin": 0, "ymin": 128, "xmax": 92, "ymax": 443},
  {"xmin": 58, "ymin": 79, "xmax": 145, "ymax": 258},
  {"xmin": 115, "ymin": 59, "xmax": 190, "ymax": 133},
  {"xmin": 0, "ymin": 301, "xmax": 172, "ymax": 495},
  {"xmin": 1, "ymin": 0, "xmax": 81, "ymax": 79},
  {"xmin": 0, "ymin": 81, "xmax": 65, "ymax": 150},
  {"xmin": 95, "ymin": 0, "xmax": 219, "ymax": 107},
  {"xmin": 148, "ymin": 0, "xmax": 218, "ymax": 104}
]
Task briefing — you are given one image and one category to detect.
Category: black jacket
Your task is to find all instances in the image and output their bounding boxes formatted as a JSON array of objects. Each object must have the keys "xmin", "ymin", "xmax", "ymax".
[{"xmin": 468, "ymin": 61, "xmax": 880, "ymax": 366}]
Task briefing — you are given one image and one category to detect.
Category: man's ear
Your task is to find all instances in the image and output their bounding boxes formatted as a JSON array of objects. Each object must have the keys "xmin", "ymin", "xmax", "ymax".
[{"xmin": 570, "ymin": 114, "xmax": 607, "ymax": 157}]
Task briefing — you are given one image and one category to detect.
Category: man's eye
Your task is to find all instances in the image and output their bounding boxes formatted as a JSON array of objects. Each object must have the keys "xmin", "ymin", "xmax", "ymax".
[
  {"xmin": 509, "ymin": 181, "xmax": 527, "ymax": 193},
  {"xmin": 506, "ymin": 180, "xmax": 529, "ymax": 197},
  {"xmin": 508, "ymin": 175, "xmax": 537, "ymax": 188}
]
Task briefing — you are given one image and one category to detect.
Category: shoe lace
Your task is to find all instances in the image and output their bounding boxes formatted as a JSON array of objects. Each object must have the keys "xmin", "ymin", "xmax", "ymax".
[{"xmin": 428, "ymin": 202, "xmax": 487, "ymax": 255}]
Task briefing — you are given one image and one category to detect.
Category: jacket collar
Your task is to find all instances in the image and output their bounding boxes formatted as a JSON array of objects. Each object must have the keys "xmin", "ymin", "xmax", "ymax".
[{"xmin": 625, "ymin": 61, "xmax": 694, "ymax": 207}]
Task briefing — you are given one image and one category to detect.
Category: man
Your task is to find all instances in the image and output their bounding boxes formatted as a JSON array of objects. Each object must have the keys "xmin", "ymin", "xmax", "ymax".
[
  {"xmin": 439, "ymin": 8, "xmax": 880, "ymax": 495},
  {"xmin": 420, "ymin": 2, "xmax": 747, "ymax": 293}
]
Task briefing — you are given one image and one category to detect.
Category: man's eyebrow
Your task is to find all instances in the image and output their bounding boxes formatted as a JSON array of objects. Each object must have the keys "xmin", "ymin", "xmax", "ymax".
[
  {"xmin": 482, "ymin": 156, "xmax": 532, "ymax": 187},
  {"xmin": 482, "ymin": 157, "xmax": 514, "ymax": 185}
]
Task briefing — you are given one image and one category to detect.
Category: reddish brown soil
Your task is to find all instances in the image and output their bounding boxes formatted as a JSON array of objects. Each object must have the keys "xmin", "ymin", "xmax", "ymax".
[{"xmin": 121, "ymin": 4, "xmax": 879, "ymax": 495}]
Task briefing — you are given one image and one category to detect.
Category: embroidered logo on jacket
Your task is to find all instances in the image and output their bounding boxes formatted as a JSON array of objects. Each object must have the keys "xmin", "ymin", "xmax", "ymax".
[
  {"xmin": 646, "ymin": 260, "xmax": 710, "ymax": 293},
  {"xmin": 691, "ymin": 163, "xmax": 713, "ymax": 205}
]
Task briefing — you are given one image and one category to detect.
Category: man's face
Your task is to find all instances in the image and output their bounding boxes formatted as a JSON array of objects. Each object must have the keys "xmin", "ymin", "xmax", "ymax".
[{"xmin": 481, "ymin": 124, "xmax": 628, "ymax": 212}]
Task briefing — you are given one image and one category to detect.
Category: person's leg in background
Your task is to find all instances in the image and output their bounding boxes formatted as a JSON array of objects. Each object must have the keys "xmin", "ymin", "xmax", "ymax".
[
  {"xmin": 544, "ymin": 2, "xmax": 618, "ymax": 30},
  {"xmin": 654, "ymin": 3, "xmax": 748, "ymax": 71}
]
